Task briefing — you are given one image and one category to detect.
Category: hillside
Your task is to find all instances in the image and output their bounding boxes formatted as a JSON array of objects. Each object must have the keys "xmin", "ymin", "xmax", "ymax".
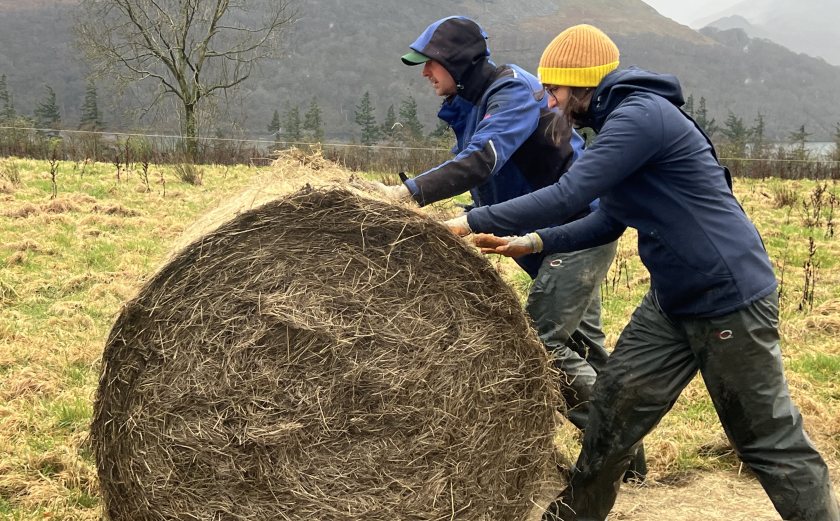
[
  {"xmin": 0, "ymin": 0, "xmax": 839, "ymax": 141},
  {"xmin": 695, "ymin": 0, "xmax": 840, "ymax": 66},
  {"xmin": 701, "ymin": 15, "xmax": 773, "ymax": 40}
]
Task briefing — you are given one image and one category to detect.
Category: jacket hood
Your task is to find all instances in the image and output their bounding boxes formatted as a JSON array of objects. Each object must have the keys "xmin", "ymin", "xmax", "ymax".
[
  {"xmin": 407, "ymin": 16, "xmax": 491, "ymax": 87},
  {"xmin": 580, "ymin": 67, "xmax": 685, "ymax": 131}
]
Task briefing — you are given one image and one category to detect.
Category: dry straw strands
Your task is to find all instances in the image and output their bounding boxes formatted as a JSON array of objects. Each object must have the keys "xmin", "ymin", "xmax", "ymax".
[{"xmin": 92, "ymin": 160, "xmax": 561, "ymax": 520}]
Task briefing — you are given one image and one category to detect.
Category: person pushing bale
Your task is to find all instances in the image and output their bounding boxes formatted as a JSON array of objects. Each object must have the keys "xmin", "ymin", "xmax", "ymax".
[{"xmin": 445, "ymin": 23, "xmax": 840, "ymax": 521}]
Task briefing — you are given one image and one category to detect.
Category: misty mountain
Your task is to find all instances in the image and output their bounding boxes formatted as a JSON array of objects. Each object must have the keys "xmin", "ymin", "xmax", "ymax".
[
  {"xmin": 700, "ymin": 15, "xmax": 773, "ymax": 40},
  {"xmin": 696, "ymin": 0, "xmax": 840, "ymax": 66},
  {"xmin": 1, "ymin": 0, "xmax": 839, "ymax": 142}
]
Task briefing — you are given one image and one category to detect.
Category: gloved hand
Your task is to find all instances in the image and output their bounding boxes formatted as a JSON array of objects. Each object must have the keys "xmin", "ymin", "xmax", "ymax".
[
  {"xmin": 472, "ymin": 232, "xmax": 543, "ymax": 258},
  {"xmin": 443, "ymin": 215, "xmax": 472, "ymax": 237},
  {"xmin": 378, "ymin": 182, "xmax": 412, "ymax": 202},
  {"xmin": 349, "ymin": 178, "xmax": 413, "ymax": 203}
]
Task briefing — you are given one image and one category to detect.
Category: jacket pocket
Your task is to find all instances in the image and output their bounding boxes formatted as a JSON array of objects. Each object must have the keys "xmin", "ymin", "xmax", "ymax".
[{"xmin": 645, "ymin": 229, "xmax": 731, "ymax": 279}]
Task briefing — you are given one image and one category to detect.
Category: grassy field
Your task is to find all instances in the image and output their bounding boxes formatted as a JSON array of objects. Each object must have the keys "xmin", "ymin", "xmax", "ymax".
[{"xmin": 1, "ymin": 156, "xmax": 839, "ymax": 519}]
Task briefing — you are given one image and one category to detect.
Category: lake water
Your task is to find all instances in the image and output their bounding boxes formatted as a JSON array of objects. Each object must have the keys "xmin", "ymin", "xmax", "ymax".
[
  {"xmin": 762, "ymin": 142, "xmax": 836, "ymax": 158},
  {"xmin": 805, "ymin": 142, "xmax": 835, "ymax": 155}
]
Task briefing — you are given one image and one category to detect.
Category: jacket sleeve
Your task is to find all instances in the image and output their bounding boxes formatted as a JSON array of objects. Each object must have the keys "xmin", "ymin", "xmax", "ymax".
[
  {"xmin": 466, "ymin": 96, "xmax": 664, "ymax": 235},
  {"xmin": 405, "ymin": 77, "xmax": 540, "ymax": 206},
  {"xmin": 536, "ymin": 209, "xmax": 627, "ymax": 253}
]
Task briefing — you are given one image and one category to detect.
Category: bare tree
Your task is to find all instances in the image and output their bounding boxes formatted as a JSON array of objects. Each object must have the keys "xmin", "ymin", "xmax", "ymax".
[{"xmin": 76, "ymin": 0, "xmax": 296, "ymax": 159}]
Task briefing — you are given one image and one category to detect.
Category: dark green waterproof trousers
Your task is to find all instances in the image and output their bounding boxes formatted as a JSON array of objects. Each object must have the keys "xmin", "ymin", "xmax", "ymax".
[
  {"xmin": 526, "ymin": 241, "xmax": 646, "ymax": 480},
  {"xmin": 544, "ymin": 291, "xmax": 840, "ymax": 521},
  {"xmin": 525, "ymin": 241, "xmax": 616, "ymax": 430}
]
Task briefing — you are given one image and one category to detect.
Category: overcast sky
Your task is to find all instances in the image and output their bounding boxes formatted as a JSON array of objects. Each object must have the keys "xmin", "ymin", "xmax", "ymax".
[{"xmin": 640, "ymin": 0, "xmax": 743, "ymax": 27}]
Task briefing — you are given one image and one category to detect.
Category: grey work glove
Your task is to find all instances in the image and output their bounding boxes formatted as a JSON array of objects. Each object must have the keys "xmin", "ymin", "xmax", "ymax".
[
  {"xmin": 472, "ymin": 233, "xmax": 544, "ymax": 258},
  {"xmin": 443, "ymin": 214, "xmax": 472, "ymax": 237},
  {"xmin": 380, "ymin": 182, "xmax": 412, "ymax": 202},
  {"xmin": 351, "ymin": 178, "xmax": 414, "ymax": 203}
]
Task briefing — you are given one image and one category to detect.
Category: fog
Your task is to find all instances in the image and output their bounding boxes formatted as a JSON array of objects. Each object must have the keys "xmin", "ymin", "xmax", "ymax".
[{"xmin": 640, "ymin": 0, "xmax": 744, "ymax": 27}]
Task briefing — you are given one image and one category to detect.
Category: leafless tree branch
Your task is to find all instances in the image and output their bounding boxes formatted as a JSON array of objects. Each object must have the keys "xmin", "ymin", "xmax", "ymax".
[{"xmin": 75, "ymin": 0, "xmax": 297, "ymax": 153}]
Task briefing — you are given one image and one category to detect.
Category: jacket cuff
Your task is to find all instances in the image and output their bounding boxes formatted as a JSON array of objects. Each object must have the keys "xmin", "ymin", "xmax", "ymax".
[
  {"xmin": 404, "ymin": 178, "xmax": 424, "ymax": 206},
  {"xmin": 527, "ymin": 232, "xmax": 544, "ymax": 253}
]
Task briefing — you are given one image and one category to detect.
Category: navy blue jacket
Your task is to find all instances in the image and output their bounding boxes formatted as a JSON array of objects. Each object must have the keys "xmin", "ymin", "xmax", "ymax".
[{"xmin": 467, "ymin": 68, "xmax": 777, "ymax": 317}]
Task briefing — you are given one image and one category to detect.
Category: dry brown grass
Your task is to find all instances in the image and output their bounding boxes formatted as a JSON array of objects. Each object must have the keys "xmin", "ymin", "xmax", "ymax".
[
  {"xmin": 2, "ymin": 156, "xmax": 840, "ymax": 520},
  {"xmin": 3, "ymin": 202, "xmax": 38, "ymax": 218}
]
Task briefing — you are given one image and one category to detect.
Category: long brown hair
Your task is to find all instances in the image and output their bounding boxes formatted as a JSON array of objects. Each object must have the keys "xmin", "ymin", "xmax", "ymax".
[
  {"xmin": 566, "ymin": 87, "xmax": 594, "ymax": 125},
  {"xmin": 543, "ymin": 86, "xmax": 594, "ymax": 145}
]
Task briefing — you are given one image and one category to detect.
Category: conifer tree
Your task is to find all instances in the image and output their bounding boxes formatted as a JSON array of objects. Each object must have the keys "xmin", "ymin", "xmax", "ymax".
[
  {"xmin": 683, "ymin": 93, "xmax": 694, "ymax": 118},
  {"xmin": 788, "ymin": 124, "xmax": 811, "ymax": 160},
  {"xmin": 0, "ymin": 74, "xmax": 15, "ymax": 122},
  {"xmin": 79, "ymin": 79, "xmax": 104, "ymax": 130},
  {"xmin": 398, "ymin": 96, "xmax": 424, "ymax": 142},
  {"xmin": 832, "ymin": 122, "xmax": 840, "ymax": 162},
  {"xmin": 695, "ymin": 97, "xmax": 718, "ymax": 137},
  {"xmin": 428, "ymin": 119, "xmax": 454, "ymax": 149},
  {"xmin": 721, "ymin": 111, "xmax": 750, "ymax": 157},
  {"xmin": 282, "ymin": 103, "xmax": 301, "ymax": 142},
  {"xmin": 268, "ymin": 109, "xmax": 281, "ymax": 136},
  {"xmin": 751, "ymin": 112, "xmax": 767, "ymax": 158},
  {"xmin": 429, "ymin": 119, "xmax": 450, "ymax": 139},
  {"xmin": 302, "ymin": 98, "xmax": 324, "ymax": 143},
  {"xmin": 354, "ymin": 91, "xmax": 380, "ymax": 146},
  {"xmin": 34, "ymin": 85, "xmax": 61, "ymax": 130},
  {"xmin": 381, "ymin": 104, "xmax": 397, "ymax": 141}
]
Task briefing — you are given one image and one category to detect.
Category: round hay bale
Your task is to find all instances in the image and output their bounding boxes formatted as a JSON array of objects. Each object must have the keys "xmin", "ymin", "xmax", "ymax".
[{"xmin": 92, "ymin": 187, "xmax": 560, "ymax": 520}]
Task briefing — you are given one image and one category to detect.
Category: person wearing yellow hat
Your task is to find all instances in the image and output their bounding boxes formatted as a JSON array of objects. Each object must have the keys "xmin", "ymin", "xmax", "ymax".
[{"xmin": 446, "ymin": 24, "xmax": 840, "ymax": 521}]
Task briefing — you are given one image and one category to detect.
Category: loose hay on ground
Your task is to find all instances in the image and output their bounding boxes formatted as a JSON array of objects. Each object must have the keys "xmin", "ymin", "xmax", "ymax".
[{"xmin": 92, "ymin": 184, "xmax": 562, "ymax": 521}]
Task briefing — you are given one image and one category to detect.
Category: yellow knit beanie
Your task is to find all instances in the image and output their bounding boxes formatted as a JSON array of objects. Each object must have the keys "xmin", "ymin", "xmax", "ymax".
[{"xmin": 538, "ymin": 24, "xmax": 620, "ymax": 87}]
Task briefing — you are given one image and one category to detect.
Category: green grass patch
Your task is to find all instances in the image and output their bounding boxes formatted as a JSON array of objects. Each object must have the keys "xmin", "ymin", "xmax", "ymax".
[
  {"xmin": 26, "ymin": 434, "xmax": 56, "ymax": 453},
  {"xmin": 789, "ymin": 353, "xmax": 840, "ymax": 385},
  {"xmin": 0, "ymin": 276, "xmax": 19, "ymax": 304},
  {"xmin": 63, "ymin": 362, "xmax": 92, "ymax": 387},
  {"xmin": 676, "ymin": 396, "xmax": 718, "ymax": 423},
  {"xmin": 508, "ymin": 268, "xmax": 533, "ymax": 300},
  {"xmin": 0, "ymin": 497, "xmax": 13, "ymax": 515},
  {"xmin": 70, "ymin": 489, "xmax": 99, "ymax": 509},
  {"xmin": 14, "ymin": 299, "xmax": 53, "ymax": 324},
  {"xmin": 78, "ymin": 238, "xmax": 119, "ymax": 271},
  {"xmin": 47, "ymin": 396, "xmax": 93, "ymax": 431}
]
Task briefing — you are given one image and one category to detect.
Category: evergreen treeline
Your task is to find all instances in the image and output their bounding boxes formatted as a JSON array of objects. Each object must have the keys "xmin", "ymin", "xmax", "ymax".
[
  {"xmin": 0, "ymin": 74, "xmax": 105, "ymax": 133},
  {"xmin": 267, "ymin": 92, "xmax": 450, "ymax": 149},
  {"xmin": 1, "ymin": 69, "xmax": 839, "ymax": 177},
  {"xmin": 683, "ymin": 91, "xmax": 840, "ymax": 178}
]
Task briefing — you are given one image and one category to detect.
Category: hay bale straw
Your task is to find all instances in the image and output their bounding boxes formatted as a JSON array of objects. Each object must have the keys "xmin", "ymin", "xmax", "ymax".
[{"xmin": 92, "ymin": 183, "xmax": 560, "ymax": 520}]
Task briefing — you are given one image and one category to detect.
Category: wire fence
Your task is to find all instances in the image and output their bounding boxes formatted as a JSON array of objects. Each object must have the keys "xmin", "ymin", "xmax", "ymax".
[
  {"xmin": 1, "ymin": 125, "xmax": 838, "ymax": 179},
  {"xmin": 0, "ymin": 125, "xmax": 453, "ymax": 174}
]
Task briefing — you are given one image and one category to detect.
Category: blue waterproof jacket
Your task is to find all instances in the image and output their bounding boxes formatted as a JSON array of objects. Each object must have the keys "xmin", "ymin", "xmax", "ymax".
[
  {"xmin": 466, "ymin": 67, "xmax": 777, "ymax": 317},
  {"xmin": 405, "ymin": 63, "xmax": 585, "ymax": 210},
  {"xmin": 401, "ymin": 16, "xmax": 585, "ymax": 276}
]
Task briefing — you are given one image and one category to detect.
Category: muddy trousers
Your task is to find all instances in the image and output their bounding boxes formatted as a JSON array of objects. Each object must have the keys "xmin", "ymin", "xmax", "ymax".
[
  {"xmin": 544, "ymin": 291, "xmax": 840, "ymax": 521},
  {"xmin": 525, "ymin": 241, "xmax": 617, "ymax": 430},
  {"xmin": 525, "ymin": 242, "xmax": 648, "ymax": 480}
]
